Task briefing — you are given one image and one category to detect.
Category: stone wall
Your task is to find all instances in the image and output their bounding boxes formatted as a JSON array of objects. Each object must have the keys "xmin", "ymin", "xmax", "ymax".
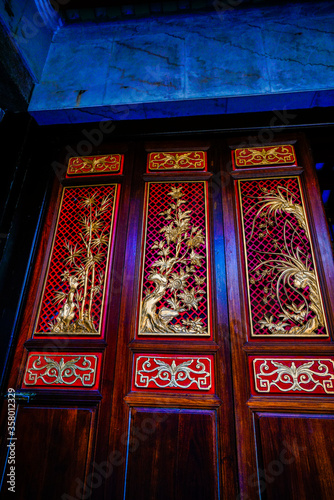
[{"xmin": 27, "ymin": 1, "xmax": 334, "ymax": 123}]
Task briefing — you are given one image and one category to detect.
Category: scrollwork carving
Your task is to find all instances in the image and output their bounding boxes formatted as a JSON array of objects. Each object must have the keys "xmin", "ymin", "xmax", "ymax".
[
  {"xmin": 135, "ymin": 356, "xmax": 212, "ymax": 390},
  {"xmin": 253, "ymin": 359, "xmax": 334, "ymax": 394},
  {"xmin": 24, "ymin": 355, "xmax": 98, "ymax": 387}
]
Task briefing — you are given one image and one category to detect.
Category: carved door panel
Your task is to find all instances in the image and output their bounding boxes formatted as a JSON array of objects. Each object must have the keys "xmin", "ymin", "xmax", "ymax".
[
  {"xmin": 1, "ymin": 133, "xmax": 333, "ymax": 500},
  {"xmin": 105, "ymin": 141, "xmax": 237, "ymax": 500},
  {"xmin": 0, "ymin": 139, "xmax": 237, "ymax": 500},
  {"xmin": 0, "ymin": 150, "xmax": 130, "ymax": 500},
  {"xmin": 222, "ymin": 134, "xmax": 334, "ymax": 499}
]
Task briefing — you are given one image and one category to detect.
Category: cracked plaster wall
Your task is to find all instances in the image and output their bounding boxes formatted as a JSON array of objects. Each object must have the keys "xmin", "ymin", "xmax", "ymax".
[
  {"xmin": 28, "ymin": 1, "xmax": 334, "ymax": 124},
  {"xmin": 0, "ymin": 0, "xmax": 54, "ymax": 81}
]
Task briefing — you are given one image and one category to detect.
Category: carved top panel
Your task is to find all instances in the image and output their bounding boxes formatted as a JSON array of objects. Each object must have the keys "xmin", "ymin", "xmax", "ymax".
[
  {"xmin": 147, "ymin": 152, "xmax": 207, "ymax": 172},
  {"xmin": 66, "ymin": 155, "xmax": 123, "ymax": 177},
  {"xmin": 233, "ymin": 145, "xmax": 296, "ymax": 169}
]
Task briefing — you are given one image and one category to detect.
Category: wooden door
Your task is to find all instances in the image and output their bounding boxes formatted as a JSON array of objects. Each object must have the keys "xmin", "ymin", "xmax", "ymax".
[
  {"xmin": 107, "ymin": 141, "xmax": 237, "ymax": 500},
  {"xmin": 222, "ymin": 134, "xmax": 334, "ymax": 499},
  {"xmin": 0, "ymin": 132, "xmax": 333, "ymax": 500}
]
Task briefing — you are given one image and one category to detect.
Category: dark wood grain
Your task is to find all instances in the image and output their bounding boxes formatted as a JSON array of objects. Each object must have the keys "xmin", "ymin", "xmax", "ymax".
[
  {"xmin": 125, "ymin": 409, "xmax": 219, "ymax": 500},
  {"xmin": 255, "ymin": 413, "xmax": 334, "ymax": 500},
  {"xmin": 243, "ymin": 342, "xmax": 334, "ymax": 354},
  {"xmin": 248, "ymin": 398, "xmax": 334, "ymax": 412},
  {"xmin": 125, "ymin": 393, "xmax": 222, "ymax": 408},
  {"xmin": 125, "ymin": 408, "xmax": 179, "ymax": 500},
  {"xmin": 296, "ymin": 134, "xmax": 334, "ymax": 337},
  {"xmin": 221, "ymin": 138, "xmax": 260, "ymax": 499},
  {"xmin": 144, "ymin": 140, "xmax": 212, "ymax": 152},
  {"xmin": 129, "ymin": 339, "xmax": 220, "ymax": 353},
  {"xmin": 176, "ymin": 410, "xmax": 218, "ymax": 500},
  {"xmin": 0, "ymin": 405, "xmax": 96, "ymax": 500},
  {"xmin": 90, "ymin": 144, "xmax": 135, "ymax": 500},
  {"xmin": 104, "ymin": 142, "xmax": 145, "ymax": 500},
  {"xmin": 142, "ymin": 172, "xmax": 212, "ymax": 181},
  {"xmin": 106, "ymin": 138, "xmax": 239, "ymax": 499},
  {"xmin": 223, "ymin": 132, "xmax": 334, "ymax": 499},
  {"xmin": 230, "ymin": 167, "xmax": 304, "ymax": 179}
]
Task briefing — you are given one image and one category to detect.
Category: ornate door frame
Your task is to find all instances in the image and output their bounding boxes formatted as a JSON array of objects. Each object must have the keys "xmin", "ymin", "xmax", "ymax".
[{"xmin": 1, "ymin": 131, "xmax": 333, "ymax": 500}]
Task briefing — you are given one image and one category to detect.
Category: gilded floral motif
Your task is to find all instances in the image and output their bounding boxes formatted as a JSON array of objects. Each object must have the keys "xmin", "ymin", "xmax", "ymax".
[{"xmin": 140, "ymin": 186, "xmax": 207, "ymax": 335}]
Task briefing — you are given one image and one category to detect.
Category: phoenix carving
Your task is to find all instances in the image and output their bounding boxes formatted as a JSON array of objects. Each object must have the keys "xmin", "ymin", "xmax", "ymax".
[{"xmin": 246, "ymin": 184, "xmax": 325, "ymax": 336}]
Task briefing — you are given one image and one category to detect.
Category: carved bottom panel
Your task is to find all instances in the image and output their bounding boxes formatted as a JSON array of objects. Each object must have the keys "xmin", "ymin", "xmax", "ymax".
[
  {"xmin": 132, "ymin": 354, "xmax": 214, "ymax": 393},
  {"xmin": 250, "ymin": 357, "xmax": 334, "ymax": 395},
  {"xmin": 22, "ymin": 353, "xmax": 102, "ymax": 389}
]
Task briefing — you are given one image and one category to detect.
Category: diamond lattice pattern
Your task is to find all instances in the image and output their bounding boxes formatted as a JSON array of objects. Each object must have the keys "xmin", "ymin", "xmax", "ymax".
[
  {"xmin": 36, "ymin": 184, "xmax": 117, "ymax": 335},
  {"xmin": 239, "ymin": 177, "xmax": 326, "ymax": 337},
  {"xmin": 140, "ymin": 182, "xmax": 209, "ymax": 336}
]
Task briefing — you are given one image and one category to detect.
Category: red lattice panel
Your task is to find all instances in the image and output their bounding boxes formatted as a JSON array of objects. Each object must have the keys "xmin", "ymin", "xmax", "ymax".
[
  {"xmin": 249, "ymin": 357, "xmax": 334, "ymax": 395},
  {"xmin": 139, "ymin": 182, "xmax": 211, "ymax": 337},
  {"xmin": 66, "ymin": 154, "xmax": 123, "ymax": 177},
  {"xmin": 239, "ymin": 177, "xmax": 327, "ymax": 337},
  {"xmin": 35, "ymin": 184, "xmax": 118, "ymax": 336},
  {"xmin": 132, "ymin": 354, "xmax": 214, "ymax": 393},
  {"xmin": 23, "ymin": 353, "xmax": 102, "ymax": 389},
  {"xmin": 147, "ymin": 151, "xmax": 207, "ymax": 172}
]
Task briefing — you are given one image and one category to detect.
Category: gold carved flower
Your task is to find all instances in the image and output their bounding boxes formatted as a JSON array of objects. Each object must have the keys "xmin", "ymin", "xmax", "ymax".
[
  {"xmin": 178, "ymin": 288, "xmax": 201, "ymax": 310},
  {"xmin": 168, "ymin": 270, "xmax": 189, "ymax": 291},
  {"xmin": 168, "ymin": 187, "xmax": 183, "ymax": 199}
]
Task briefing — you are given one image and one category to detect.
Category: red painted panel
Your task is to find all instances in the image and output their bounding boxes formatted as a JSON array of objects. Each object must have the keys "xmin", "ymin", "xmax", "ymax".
[
  {"xmin": 147, "ymin": 151, "xmax": 207, "ymax": 172},
  {"xmin": 250, "ymin": 356, "xmax": 334, "ymax": 395},
  {"xmin": 238, "ymin": 177, "xmax": 328, "ymax": 338},
  {"xmin": 22, "ymin": 353, "xmax": 102, "ymax": 389},
  {"xmin": 132, "ymin": 354, "xmax": 214, "ymax": 393},
  {"xmin": 138, "ymin": 182, "xmax": 212, "ymax": 338},
  {"xmin": 233, "ymin": 145, "xmax": 296, "ymax": 169},
  {"xmin": 35, "ymin": 184, "xmax": 119, "ymax": 337},
  {"xmin": 66, "ymin": 154, "xmax": 123, "ymax": 177}
]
